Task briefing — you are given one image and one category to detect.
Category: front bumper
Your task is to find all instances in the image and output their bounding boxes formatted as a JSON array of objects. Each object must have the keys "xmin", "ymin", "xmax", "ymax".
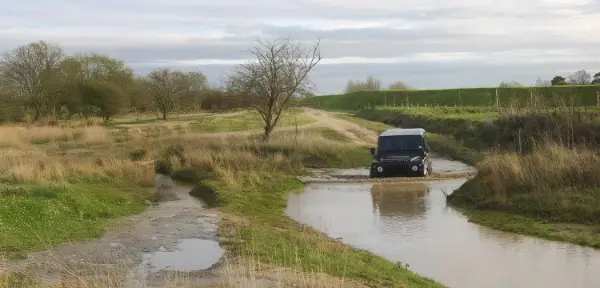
[{"xmin": 371, "ymin": 161, "xmax": 425, "ymax": 176}]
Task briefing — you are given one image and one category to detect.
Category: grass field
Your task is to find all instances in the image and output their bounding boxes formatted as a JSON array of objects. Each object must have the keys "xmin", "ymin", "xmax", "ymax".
[
  {"xmin": 301, "ymin": 85, "xmax": 600, "ymax": 109},
  {"xmin": 188, "ymin": 109, "xmax": 315, "ymax": 133}
]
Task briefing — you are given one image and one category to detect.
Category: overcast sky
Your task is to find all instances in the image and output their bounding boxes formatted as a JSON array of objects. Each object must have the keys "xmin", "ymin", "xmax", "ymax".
[{"xmin": 2, "ymin": 0, "xmax": 600, "ymax": 94}]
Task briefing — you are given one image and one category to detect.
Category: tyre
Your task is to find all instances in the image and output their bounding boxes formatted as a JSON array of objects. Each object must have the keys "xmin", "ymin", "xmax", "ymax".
[
  {"xmin": 419, "ymin": 163, "xmax": 430, "ymax": 177},
  {"xmin": 369, "ymin": 168, "xmax": 377, "ymax": 178}
]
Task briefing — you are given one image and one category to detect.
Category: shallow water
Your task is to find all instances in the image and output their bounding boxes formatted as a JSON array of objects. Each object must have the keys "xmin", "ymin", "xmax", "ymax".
[
  {"xmin": 144, "ymin": 238, "xmax": 224, "ymax": 272},
  {"xmin": 286, "ymin": 178, "xmax": 600, "ymax": 288},
  {"xmin": 331, "ymin": 157, "xmax": 475, "ymax": 176}
]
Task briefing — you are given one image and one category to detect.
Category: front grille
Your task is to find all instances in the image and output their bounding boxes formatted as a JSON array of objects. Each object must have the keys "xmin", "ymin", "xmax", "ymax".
[{"xmin": 382, "ymin": 159, "xmax": 409, "ymax": 163}]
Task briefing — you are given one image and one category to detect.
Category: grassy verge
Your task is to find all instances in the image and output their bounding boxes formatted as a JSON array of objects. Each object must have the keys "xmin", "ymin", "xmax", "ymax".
[
  {"xmin": 0, "ymin": 123, "xmax": 156, "ymax": 258},
  {"xmin": 0, "ymin": 181, "xmax": 148, "ymax": 255},
  {"xmin": 160, "ymin": 129, "xmax": 442, "ymax": 287},
  {"xmin": 448, "ymin": 144, "xmax": 600, "ymax": 247},
  {"xmin": 456, "ymin": 209, "xmax": 600, "ymax": 248},
  {"xmin": 336, "ymin": 114, "xmax": 483, "ymax": 165},
  {"xmin": 353, "ymin": 106, "xmax": 600, "ymax": 153},
  {"xmin": 216, "ymin": 174, "xmax": 442, "ymax": 288}
]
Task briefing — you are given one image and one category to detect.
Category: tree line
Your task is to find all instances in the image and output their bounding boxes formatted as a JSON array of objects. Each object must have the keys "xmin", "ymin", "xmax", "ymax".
[
  {"xmin": 0, "ymin": 41, "xmax": 252, "ymax": 123},
  {"xmin": 501, "ymin": 70, "xmax": 600, "ymax": 88},
  {"xmin": 0, "ymin": 38, "xmax": 322, "ymax": 140},
  {"xmin": 342, "ymin": 70, "xmax": 600, "ymax": 94},
  {"xmin": 344, "ymin": 76, "xmax": 411, "ymax": 93}
]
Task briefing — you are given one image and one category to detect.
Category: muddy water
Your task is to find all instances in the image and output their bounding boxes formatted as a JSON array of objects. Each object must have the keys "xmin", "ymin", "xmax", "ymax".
[
  {"xmin": 143, "ymin": 238, "xmax": 224, "ymax": 273},
  {"xmin": 286, "ymin": 178, "xmax": 600, "ymax": 288}
]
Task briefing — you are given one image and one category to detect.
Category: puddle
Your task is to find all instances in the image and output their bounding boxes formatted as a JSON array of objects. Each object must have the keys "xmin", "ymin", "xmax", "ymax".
[
  {"xmin": 144, "ymin": 238, "xmax": 224, "ymax": 272},
  {"xmin": 286, "ymin": 179, "xmax": 600, "ymax": 288},
  {"xmin": 431, "ymin": 157, "xmax": 475, "ymax": 174}
]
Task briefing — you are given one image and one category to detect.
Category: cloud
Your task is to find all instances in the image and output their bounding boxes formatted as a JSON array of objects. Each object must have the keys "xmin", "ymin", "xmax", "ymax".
[{"xmin": 1, "ymin": 0, "xmax": 600, "ymax": 94}]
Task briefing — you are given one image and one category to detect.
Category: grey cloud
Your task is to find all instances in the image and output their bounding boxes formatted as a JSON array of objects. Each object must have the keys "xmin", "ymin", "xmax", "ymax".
[{"xmin": 2, "ymin": 0, "xmax": 600, "ymax": 94}]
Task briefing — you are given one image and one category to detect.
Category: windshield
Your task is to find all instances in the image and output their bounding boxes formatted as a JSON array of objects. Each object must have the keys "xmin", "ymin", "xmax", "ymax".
[{"xmin": 378, "ymin": 135, "xmax": 424, "ymax": 153}]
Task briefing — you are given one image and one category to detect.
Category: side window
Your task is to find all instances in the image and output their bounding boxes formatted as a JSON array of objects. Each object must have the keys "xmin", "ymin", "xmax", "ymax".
[{"xmin": 423, "ymin": 137, "xmax": 430, "ymax": 152}]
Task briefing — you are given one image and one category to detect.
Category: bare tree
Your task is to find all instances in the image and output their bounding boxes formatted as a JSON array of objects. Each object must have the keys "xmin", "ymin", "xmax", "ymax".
[
  {"xmin": 228, "ymin": 37, "xmax": 322, "ymax": 140},
  {"xmin": 344, "ymin": 76, "xmax": 381, "ymax": 92},
  {"xmin": 145, "ymin": 69, "xmax": 206, "ymax": 120},
  {"xmin": 498, "ymin": 80, "xmax": 523, "ymax": 88},
  {"xmin": 0, "ymin": 41, "xmax": 64, "ymax": 120},
  {"xmin": 568, "ymin": 70, "xmax": 591, "ymax": 85},
  {"xmin": 388, "ymin": 80, "xmax": 410, "ymax": 90},
  {"xmin": 146, "ymin": 68, "xmax": 188, "ymax": 120},
  {"xmin": 535, "ymin": 78, "xmax": 551, "ymax": 87}
]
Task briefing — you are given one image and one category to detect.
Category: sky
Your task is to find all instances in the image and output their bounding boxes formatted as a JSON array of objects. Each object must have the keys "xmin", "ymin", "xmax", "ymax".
[{"xmin": 1, "ymin": 0, "xmax": 600, "ymax": 94}]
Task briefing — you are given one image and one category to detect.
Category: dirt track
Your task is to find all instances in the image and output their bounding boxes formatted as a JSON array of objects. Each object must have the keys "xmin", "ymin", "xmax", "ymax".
[{"xmin": 195, "ymin": 108, "xmax": 379, "ymax": 145}]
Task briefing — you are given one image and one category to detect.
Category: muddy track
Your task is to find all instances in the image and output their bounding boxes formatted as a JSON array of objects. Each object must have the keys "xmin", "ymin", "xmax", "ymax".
[
  {"xmin": 194, "ymin": 108, "xmax": 379, "ymax": 144},
  {"xmin": 300, "ymin": 171, "xmax": 477, "ymax": 184}
]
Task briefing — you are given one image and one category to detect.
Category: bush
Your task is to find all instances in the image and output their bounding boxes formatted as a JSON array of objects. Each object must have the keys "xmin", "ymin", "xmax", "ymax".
[{"xmin": 128, "ymin": 148, "xmax": 147, "ymax": 161}]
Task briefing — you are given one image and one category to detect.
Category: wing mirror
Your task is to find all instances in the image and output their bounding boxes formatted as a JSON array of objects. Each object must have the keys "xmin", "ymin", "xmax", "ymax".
[{"xmin": 369, "ymin": 147, "xmax": 376, "ymax": 156}]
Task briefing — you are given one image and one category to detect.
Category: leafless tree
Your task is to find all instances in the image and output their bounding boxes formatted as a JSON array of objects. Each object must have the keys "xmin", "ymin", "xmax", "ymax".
[
  {"xmin": 498, "ymin": 80, "xmax": 523, "ymax": 88},
  {"xmin": 535, "ymin": 78, "xmax": 551, "ymax": 87},
  {"xmin": 344, "ymin": 76, "xmax": 381, "ymax": 93},
  {"xmin": 388, "ymin": 80, "xmax": 411, "ymax": 90},
  {"xmin": 568, "ymin": 70, "xmax": 592, "ymax": 85},
  {"xmin": 146, "ymin": 68, "xmax": 206, "ymax": 120},
  {"xmin": 0, "ymin": 41, "xmax": 64, "ymax": 120},
  {"xmin": 228, "ymin": 37, "xmax": 322, "ymax": 140}
]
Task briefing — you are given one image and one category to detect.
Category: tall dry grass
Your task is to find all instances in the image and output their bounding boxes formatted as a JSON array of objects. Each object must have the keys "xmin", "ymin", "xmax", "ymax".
[
  {"xmin": 0, "ymin": 253, "xmax": 364, "ymax": 288},
  {"xmin": 449, "ymin": 142, "xmax": 600, "ymax": 224},
  {"xmin": 0, "ymin": 125, "xmax": 154, "ymax": 187},
  {"xmin": 0, "ymin": 125, "xmax": 112, "ymax": 148}
]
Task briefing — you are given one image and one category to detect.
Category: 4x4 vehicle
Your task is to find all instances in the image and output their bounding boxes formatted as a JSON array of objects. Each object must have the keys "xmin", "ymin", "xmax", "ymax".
[{"xmin": 369, "ymin": 128, "xmax": 432, "ymax": 178}]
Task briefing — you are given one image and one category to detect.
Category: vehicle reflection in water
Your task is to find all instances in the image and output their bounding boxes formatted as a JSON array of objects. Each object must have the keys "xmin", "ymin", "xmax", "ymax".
[{"xmin": 285, "ymin": 179, "xmax": 600, "ymax": 288}]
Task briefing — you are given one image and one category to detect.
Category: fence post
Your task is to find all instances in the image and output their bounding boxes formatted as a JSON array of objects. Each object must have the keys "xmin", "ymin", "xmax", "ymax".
[
  {"xmin": 495, "ymin": 88, "xmax": 500, "ymax": 109},
  {"xmin": 530, "ymin": 89, "xmax": 533, "ymax": 108},
  {"xmin": 384, "ymin": 91, "xmax": 387, "ymax": 107}
]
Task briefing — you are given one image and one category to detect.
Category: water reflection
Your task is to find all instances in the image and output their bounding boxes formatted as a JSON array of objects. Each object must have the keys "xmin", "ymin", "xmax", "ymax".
[
  {"xmin": 286, "ymin": 178, "xmax": 600, "ymax": 288},
  {"xmin": 370, "ymin": 182, "xmax": 429, "ymax": 217}
]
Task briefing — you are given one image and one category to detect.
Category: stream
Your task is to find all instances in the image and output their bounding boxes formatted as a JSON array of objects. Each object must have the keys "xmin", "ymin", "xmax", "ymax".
[{"xmin": 286, "ymin": 160, "xmax": 600, "ymax": 288}]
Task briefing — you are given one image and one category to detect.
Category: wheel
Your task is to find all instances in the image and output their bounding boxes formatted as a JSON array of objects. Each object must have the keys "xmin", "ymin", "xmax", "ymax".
[
  {"xmin": 419, "ymin": 163, "xmax": 430, "ymax": 177},
  {"xmin": 369, "ymin": 168, "xmax": 378, "ymax": 178}
]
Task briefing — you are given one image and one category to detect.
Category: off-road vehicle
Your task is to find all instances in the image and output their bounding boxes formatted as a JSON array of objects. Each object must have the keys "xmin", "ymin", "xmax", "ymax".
[{"xmin": 369, "ymin": 128, "xmax": 432, "ymax": 178}]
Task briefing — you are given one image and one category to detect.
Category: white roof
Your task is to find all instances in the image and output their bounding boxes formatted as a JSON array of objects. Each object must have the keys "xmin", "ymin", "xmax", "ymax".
[{"xmin": 379, "ymin": 128, "xmax": 425, "ymax": 137}]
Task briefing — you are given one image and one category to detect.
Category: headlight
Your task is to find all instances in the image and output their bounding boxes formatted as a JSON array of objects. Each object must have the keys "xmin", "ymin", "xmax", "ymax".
[
  {"xmin": 376, "ymin": 166, "xmax": 384, "ymax": 173},
  {"xmin": 411, "ymin": 165, "xmax": 418, "ymax": 171}
]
